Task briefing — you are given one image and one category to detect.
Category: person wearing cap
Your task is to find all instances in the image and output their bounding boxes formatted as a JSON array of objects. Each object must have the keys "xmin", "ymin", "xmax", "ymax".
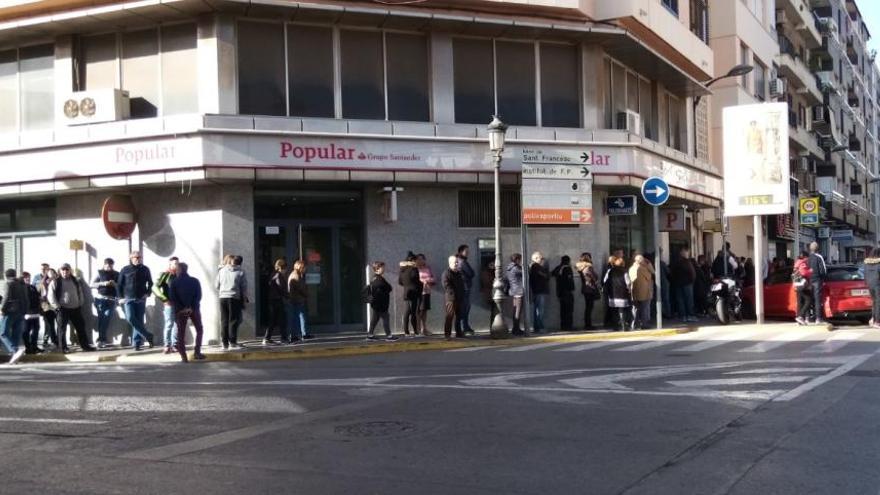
[
  {"xmin": 90, "ymin": 258, "xmax": 119, "ymax": 349},
  {"xmin": 47, "ymin": 263, "xmax": 94, "ymax": 353},
  {"xmin": 0, "ymin": 268, "xmax": 30, "ymax": 364},
  {"xmin": 117, "ymin": 251, "xmax": 155, "ymax": 351},
  {"xmin": 152, "ymin": 257, "xmax": 179, "ymax": 354},
  {"xmin": 169, "ymin": 262, "xmax": 205, "ymax": 362}
]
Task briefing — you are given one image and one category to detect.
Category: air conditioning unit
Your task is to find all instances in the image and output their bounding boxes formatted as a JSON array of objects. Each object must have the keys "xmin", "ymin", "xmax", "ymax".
[
  {"xmin": 616, "ymin": 110, "xmax": 641, "ymax": 136},
  {"xmin": 769, "ymin": 78, "xmax": 786, "ymax": 97},
  {"xmin": 59, "ymin": 89, "xmax": 130, "ymax": 126}
]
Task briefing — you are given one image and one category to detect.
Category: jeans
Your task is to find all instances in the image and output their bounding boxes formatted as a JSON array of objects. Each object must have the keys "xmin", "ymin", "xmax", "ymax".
[
  {"xmin": 675, "ymin": 284, "xmax": 695, "ymax": 318},
  {"xmin": 558, "ymin": 293, "xmax": 574, "ymax": 330},
  {"xmin": 162, "ymin": 304, "xmax": 177, "ymax": 347},
  {"xmin": 23, "ymin": 317, "xmax": 39, "ymax": 352},
  {"xmin": 175, "ymin": 308, "xmax": 203, "ymax": 360},
  {"xmin": 797, "ymin": 286, "xmax": 814, "ymax": 320},
  {"xmin": 0, "ymin": 313, "xmax": 24, "ymax": 353},
  {"xmin": 284, "ymin": 301, "xmax": 298, "ymax": 340},
  {"xmin": 94, "ymin": 299, "xmax": 116, "ymax": 345},
  {"xmin": 583, "ymin": 295, "xmax": 595, "ymax": 329},
  {"xmin": 41, "ymin": 310, "xmax": 57, "ymax": 346},
  {"xmin": 57, "ymin": 306, "xmax": 90, "ymax": 349},
  {"xmin": 444, "ymin": 300, "xmax": 462, "ymax": 337},
  {"xmin": 369, "ymin": 310, "xmax": 391, "ymax": 337},
  {"xmin": 456, "ymin": 289, "xmax": 473, "ymax": 331},
  {"xmin": 632, "ymin": 300, "xmax": 652, "ymax": 329},
  {"xmin": 871, "ymin": 286, "xmax": 880, "ymax": 324},
  {"xmin": 266, "ymin": 299, "xmax": 288, "ymax": 341},
  {"xmin": 123, "ymin": 299, "xmax": 153, "ymax": 348},
  {"xmin": 532, "ymin": 293, "xmax": 547, "ymax": 331},
  {"xmin": 290, "ymin": 303, "xmax": 307, "ymax": 339},
  {"xmin": 402, "ymin": 296, "xmax": 419, "ymax": 335},
  {"xmin": 219, "ymin": 298, "xmax": 243, "ymax": 346},
  {"xmin": 813, "ymin": 282, "xmax": 825, "ymax": 321}
]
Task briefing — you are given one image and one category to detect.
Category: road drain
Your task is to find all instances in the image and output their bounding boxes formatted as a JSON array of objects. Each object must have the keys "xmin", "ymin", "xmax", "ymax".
[{"xmin": 334, "ymin": 421, "xmax": 417, "ymax": 438}]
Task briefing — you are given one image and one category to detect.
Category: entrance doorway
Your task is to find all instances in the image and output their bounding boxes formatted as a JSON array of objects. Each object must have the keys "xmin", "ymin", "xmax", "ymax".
[{"xmin": 255, "ymin": 190, "xmax": 364, "ymax": 334}]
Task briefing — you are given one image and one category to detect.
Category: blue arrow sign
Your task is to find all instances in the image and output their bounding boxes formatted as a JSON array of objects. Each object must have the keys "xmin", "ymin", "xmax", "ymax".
[{"xmin": 641, "ymin": 176, "xmax": 670, "ymax": 206}]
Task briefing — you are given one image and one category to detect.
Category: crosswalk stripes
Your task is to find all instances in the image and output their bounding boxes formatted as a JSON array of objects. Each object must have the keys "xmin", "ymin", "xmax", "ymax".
[
  {"xmin": 803, "ymin": 331, "xmax": 866, "ymax": 354},
  {"xmin": 556, "ymin": 337, "xmax": 649, "ymax": 352},
  {"xmin": 674, "ymin": 329, "xmax": 766, "ymax": 352},
  {"xmin": 500, "ymin": 342, "xmax": 572, "ymax": 352},
  {"xmin": 611, "ymin": 331, "xmax": 712, "ymax": 352},
  {"xmin": 738, "ymin": 330, "xmax": 816, "ymax": 353}
]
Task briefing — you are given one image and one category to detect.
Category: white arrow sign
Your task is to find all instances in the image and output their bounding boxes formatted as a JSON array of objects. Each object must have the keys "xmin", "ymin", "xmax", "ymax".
[{"xmin": 645, "ymin": 186, "xmax": 667, "ymax": 197}]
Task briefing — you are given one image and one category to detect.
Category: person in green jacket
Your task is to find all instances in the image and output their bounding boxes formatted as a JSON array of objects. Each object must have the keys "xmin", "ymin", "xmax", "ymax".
[{"xmin": 153, "ymin": 257, "xmax": 179, "ymax": 353}]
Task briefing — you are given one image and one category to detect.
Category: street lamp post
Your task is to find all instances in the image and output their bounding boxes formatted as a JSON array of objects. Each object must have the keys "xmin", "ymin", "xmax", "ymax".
[{"xmin": 488, "ymin": 116, "xmax": 509, "ymax": 339}]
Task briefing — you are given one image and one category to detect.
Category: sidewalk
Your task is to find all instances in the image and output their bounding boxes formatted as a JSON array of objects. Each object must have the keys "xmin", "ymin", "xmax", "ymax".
[{"xmin": 7, "ymin": 319, "xmax": 831, "ymax": 366}]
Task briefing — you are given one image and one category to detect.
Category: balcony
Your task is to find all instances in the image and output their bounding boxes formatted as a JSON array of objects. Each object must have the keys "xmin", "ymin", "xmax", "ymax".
[
  {"xmin": 777, "ymin": 0, "xmax": 821, "ymax": 47},
  {"xmin": 777, "ymin": 35, "xmax": 822, "ymax": 104},
  {"xmin": 788, "ymin": 114, "xmax": 822, "ymax": 157}
]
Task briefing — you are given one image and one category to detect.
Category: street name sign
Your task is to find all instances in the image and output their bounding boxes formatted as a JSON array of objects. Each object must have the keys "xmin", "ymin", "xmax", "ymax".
[{"xmin": 522, "ymin": 163, "xmax": 593, "ymax": 224}]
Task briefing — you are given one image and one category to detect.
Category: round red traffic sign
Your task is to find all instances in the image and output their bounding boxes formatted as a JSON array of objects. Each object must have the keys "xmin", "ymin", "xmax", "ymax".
[{"xmin": 101, "ymin": 194, "xmax": 137, "ymax": 240}]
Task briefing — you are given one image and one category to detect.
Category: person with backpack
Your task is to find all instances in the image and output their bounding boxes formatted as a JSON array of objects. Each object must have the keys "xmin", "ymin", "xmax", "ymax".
[
  {"xmin": 49, "ymin": 263, "xmax": 94, "ymax": 353},
  {"xmin": 398, "ymin": 252, "xmax": 422, "ymax": 337},
  {"xmin": 169, "ymin": 262, "xmax": 205, "ymax": 362},
  {"xmin": 551, "ymin": 255, "xmax": 575, "ymax": 331},
  {"xmin": 793, "ymin": 251, "xmax": 814, "ymax": 326},
  {"xmin": 90, "ymin": 258, "xmax": 119, "ymax": 349},
  {"xmin": 265, "ymin": 258, "xmax": 289, "ymax": 345},
  {"xmin": 575, "ymin": 253, "xmax": 600, "ymax": 330},
  {"xmin": 808, "ymin": 242, "xmax": 828, "ymax": 325},
  {"xmin": 365, "ymin": 262, "xmax": 397, "ymax": 341},
  {"xmin": 117, "ymin": 251, "xmax": 155, "ymax": 351},
  {"xmin": 21, "ymin": 272, "xmax": 42, "ymax": 354},
  {"xmin": 442, "ymin": 255, "xmax": 466, "ymax": 339},
  {"xmin": 0, "ymin": 269, "xmax": 29, "ymax": 364},
  {"xmin": 863, "ymin": 248, "xmax": 880, "ymax": 329},
  {"xmin": 504, "ymin": 254, "xmax": 525, "ymax": 335},
  {"xmin": 153, "ymin": 257, "xmax": 179, "ymax": 354}
]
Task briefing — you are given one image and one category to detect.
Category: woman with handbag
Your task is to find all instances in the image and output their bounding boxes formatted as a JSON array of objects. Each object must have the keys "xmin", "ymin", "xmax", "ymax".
[{"xmin": 793, "ymin": 251, "xmax": 813, "ymax": 326}]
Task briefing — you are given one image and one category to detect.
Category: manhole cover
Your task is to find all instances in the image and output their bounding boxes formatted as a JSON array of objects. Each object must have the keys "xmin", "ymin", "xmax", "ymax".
[
  {"xmin": 334, "ymin": 421, "xmax": 417, "ymax": 438},
  {"xmin": 845, "ymin": 369, "xmax": 880, "ymax": 378}
]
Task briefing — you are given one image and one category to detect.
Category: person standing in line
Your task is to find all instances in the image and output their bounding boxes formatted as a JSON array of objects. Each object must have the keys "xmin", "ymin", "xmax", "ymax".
[
  {"xmin": 217, "ymin": 255, "xmax": 248, "ymax": 349},
  {"xmin": 49, "ymin": 263, "xmax": 95, "ymax": 353},
  {"xmin": 153, "ymin": 257, "xmax": 179, "ymax": 354},
  {"xmin": 442, "ymin": 255, "xmax": 466, "ymax": 339},
  {"xmin": 366, "ymin": 262, "xmax": 398, "ymax": 341},
  {"xmin": 603, "ymin": 256, "xmax": 632, "ymax": 332},
  {"xmin": 38, "ymin": 268, "xmax": 58, "ymax": 349},
  {"xmin": 0, "ymin": 269, "xmax": 29, "ymax": 364},
  {"xmin": 603, "ymin": 249, "xmax": 625, "ymax": 329},
  {"xmin": 793, "ymin": 251, "xmax": 815, "ymax": 326},
  {"xmin": 169, "ymin": 262, "xmax": 205, "ymax": 362},
  {"xmin": 32, "ymin": 263, "xmax": 49, "ymax": 288},
  {"xmin": 863, "ymin": 248, "xmax": 880, "ymax": 328},
  {"xmin": 694, "ymin": 255, "xmax": 711, "ymax": 316},
  {"xmin": 21, "ymin": 272, "xmax": 42, "ymax": 354},
  {"xmin": 551, "ymin": 255, "xmax": 575, "ymax": 331},
  {"xmin": 287, "ymin": 259, "xmax": 310, "ymax": 341},
  {"xmin": 629, "ymin": 255, "xmax": 655, "ymax": 330},
  {"xmin": 456, "ymin": 245, "xmax": 476, "ymax": 335},
  {"xmin": 575, "ymin": 253, "xmax": 600, "ymax": 330},
  {"xmin": 90, "ymin": 258, "xmax": 119, "ymax": 349},
  {"xmin": 265, "ymin": 258, "xmax": 290, "ymax": 345},
  {"xmin": 504, "ymin": 253, "xmax": 525, "ymax": 335},
  {"xmin": 671, "ymin": 247, "xmax": 697, "ymax": 322},
  {"xmin": 808, "ymin": 242, "xmax": 828, "ymax": 325},
  {"xmin": 529, "ymin": 251, "xmax": 550, "ymax": 333},
  {"xmin": 398, "ymin": 252, "xmax": 422, "ymax": 337},
  {"xmin": 416, "ymin": 254, "xmax": 435, "ymax": 336},
  {"xmin": 117, "ymin": 252, "xmax": 155, "ymax": 351},
  {"xmin": 480, "ymin": 260, "xmax": 499, "ymax": 328}
]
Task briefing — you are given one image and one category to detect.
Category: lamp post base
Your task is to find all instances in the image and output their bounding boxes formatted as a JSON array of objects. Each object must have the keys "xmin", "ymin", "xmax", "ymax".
[{"xmin": 490, "ymin": 300, "xmax": 508, "ymax": 339}]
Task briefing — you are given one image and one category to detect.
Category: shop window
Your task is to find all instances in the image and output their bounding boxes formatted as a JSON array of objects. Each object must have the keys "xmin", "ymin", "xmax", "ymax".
[
  {"xmin": 458, "ymin": 190, "xmax": 521, "ymax": 228},
  {"xmin": 161, "ymin": 23, "xmax": 198, "ymax": 115},
  {"xmin": 122, "ymin": 29, "xmax": 159, "ymax": 118},
  {"xmin": 453, "ymin": 38, "xmax": 495, "ymax": 125},
  {"xmin": 288, "ymin": 26, "xmax": 334, "ymax": 118},
  {"xmin": 340, "ymin": 30, "xmax": 385, "ymax": 120},
  {"xmin": 496, "ymin": 41, "xmax": 536, "ymax": 126},
  {"xmin": 238, "ymin": 21, "xmax": 285, "ymax": 116},
  {"xmin": 540, "ymin": 43, "xmax": 580, "ymax": 128},
  {"xmin": 19, "ymin": 44, "xmax": 54, "ymax": 131},
  {"xmin": 386, "ymin": 33, "xmax": 430, "ymax": 122},
  {"xmin": 0, "ymin": 50, "xmax": 17, "ymax": 132}
]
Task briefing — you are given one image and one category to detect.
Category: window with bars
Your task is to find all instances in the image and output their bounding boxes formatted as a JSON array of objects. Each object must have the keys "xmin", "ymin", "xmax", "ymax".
[{"xmin": 458, "ymin": 190, "xmax": 522, "ymax": 228}]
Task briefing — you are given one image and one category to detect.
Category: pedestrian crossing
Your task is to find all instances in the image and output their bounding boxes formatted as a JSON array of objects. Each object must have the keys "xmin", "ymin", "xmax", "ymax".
[{"xmin": 444, "ymin": 327, "xmax": 880, "ymax": 356}]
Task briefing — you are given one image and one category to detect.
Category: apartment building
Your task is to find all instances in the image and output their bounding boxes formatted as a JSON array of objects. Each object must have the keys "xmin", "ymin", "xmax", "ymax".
[{"xmin": 0, "ymin": 0, "xmax": 717, "ymax": 341}]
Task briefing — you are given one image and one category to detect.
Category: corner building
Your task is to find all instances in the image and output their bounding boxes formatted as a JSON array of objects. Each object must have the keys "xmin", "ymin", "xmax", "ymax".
[{"xmin": 0, "ymin": 0, "xmax": 719, "ymax": 341}]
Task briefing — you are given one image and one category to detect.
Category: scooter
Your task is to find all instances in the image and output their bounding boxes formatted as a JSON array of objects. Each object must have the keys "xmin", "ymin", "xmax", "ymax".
[{"xmin": 708, "ymin": 277, "xmax": 742, "ymax": 325}]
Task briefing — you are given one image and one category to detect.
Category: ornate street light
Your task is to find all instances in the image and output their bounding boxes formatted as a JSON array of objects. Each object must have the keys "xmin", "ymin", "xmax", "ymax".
[{"xmin": 488, "ymin": 116, "xmax": 509, "ymax": 338}]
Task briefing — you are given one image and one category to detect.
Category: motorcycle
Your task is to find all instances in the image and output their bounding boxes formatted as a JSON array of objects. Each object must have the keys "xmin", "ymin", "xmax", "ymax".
[{"xmin": 708, "ymin": 277, "xmax": 742, "ymax": 325}]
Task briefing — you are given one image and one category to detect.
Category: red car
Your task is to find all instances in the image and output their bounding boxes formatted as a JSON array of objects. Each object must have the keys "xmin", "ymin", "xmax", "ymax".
[{"xmin": 742, "ymin": 264, "xmax": 872, "ymax": 322}]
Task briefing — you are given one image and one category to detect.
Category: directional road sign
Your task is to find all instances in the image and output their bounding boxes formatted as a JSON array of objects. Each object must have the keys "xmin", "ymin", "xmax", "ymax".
[
  {"xmin": 641, "ymin": 176, "xmax": 670, "ymax": 206},
  {"xmin": 522, "ymin": 163, "xmax": 593, "ymax": 225},
  {"xmin": 606, "ymin": 195, "xmax": 637, "ymax": 216}
]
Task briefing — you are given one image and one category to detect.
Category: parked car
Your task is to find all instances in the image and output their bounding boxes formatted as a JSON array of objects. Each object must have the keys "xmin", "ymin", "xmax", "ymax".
[{"xmin": 742, "ymin": 264, "xmax": 871, "ymax": 322}]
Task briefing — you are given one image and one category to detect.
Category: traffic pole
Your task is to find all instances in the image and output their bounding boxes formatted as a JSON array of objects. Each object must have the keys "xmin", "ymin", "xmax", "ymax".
[
  {"xmin": 754, "ymin": 215, "xmax": 764, "ymax": 325},
  {"xmin": 654, "ymin": 205, "xmax": 662, "ymax": 330}
]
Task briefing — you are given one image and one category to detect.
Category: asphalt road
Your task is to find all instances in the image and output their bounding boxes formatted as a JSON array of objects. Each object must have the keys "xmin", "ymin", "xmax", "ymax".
[{"xmin": 1, "ymin": 323, "xmax": 879, "ymax": 495}]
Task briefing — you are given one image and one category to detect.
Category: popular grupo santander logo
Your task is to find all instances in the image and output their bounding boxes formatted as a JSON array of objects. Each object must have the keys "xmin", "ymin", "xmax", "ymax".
[{"xmin": 280, "ymin": 141, "xmax": 359, "ymax": 163}]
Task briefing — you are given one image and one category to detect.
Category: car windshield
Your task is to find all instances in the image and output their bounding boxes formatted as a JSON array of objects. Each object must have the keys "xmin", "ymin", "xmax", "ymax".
[{"xmin": 826, "ymin": 266, "xmax": 863, "ymax": 282}]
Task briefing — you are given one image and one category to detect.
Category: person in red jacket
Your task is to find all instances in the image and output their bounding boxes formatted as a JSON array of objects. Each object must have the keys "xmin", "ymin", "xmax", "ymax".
[{"xmin": 793, "ymin": 251, "xmax": 813, "ymax": 325}]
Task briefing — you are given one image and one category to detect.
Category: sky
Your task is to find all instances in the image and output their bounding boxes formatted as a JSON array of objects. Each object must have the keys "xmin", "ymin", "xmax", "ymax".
[{"xmin": 858, "ymin": 1, "xmax": 880, "ymax": 58}]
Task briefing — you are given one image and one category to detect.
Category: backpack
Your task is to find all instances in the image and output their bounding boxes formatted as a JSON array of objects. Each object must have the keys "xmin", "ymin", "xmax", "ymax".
[
  {"xmin": 581, "ymin": 268, "xmax": 600, "ymax": 298},
  {"xmin": 361, "ymin": 284, "xmax": 373, "ymax": 304}
]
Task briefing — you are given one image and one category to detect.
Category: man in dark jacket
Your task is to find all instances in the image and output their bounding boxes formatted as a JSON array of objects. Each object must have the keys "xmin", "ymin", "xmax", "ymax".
[
  {"xmin": 0, "ymin": 269, "xmax": 29, "ymax": 364},
  {"xmin": 21, "ymin": 272, "xmax": 42, "ymax": 354},
  {"xmin": 117, "ymin": 251, "xmax": 154, "ymax": 351},
  {"xmin": 808, "ymin": 242, "xmax": 828, "ymax": 325},
  {"xmin": 442, "ymin": 255, "xmax": 466, "ymax": 339},
  {"xmin": 90, "ymin": 258, "xmax": 119, "ymax": 348},
  {"xmin": 529, "ymin": 251, "xmax": 550, "ymax": 333},
  {"xmin": 48, "ymin": 264, "xmax": 94, "ymax": 353},
  {"xmin": 398, "ymin": 252, "xmax": 422, "ymax": 336},
  {"xmin": 367, "ymin": 262, "xmax": 397, "ymax": 341},
  {"xmin": 551, "ymin": 255, "xmax": 575, "ymax": 331},
  {"xmin": 169, "ymin": 262, "xmax": 204, "ymax": 362},
  {"xmin": 456, "ymin": 245, "xmax": 476, "ymax": 334},
  {"xmin": 671, "ymin": 247, "xmax": 697, "ymax": 322}
]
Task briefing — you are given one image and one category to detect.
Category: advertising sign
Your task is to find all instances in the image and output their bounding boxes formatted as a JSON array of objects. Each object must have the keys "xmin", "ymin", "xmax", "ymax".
[
  {"xmin": 606, "ymin": 195, "xmax": 637, "ymax": 216},
  {"xmin": 799, "ymin": 197, "xmax": 820, "ymax": 226},
  {"xmin": 521, "ymin": 163, "xmax": 593, "ymax": 225},
  {"xmin": 722, "ymin": 103, "xmax": 791, "ymax": 216},
  {"xmin": 831, "ymin": 229, "xmax": 854, "ymax": 241}
]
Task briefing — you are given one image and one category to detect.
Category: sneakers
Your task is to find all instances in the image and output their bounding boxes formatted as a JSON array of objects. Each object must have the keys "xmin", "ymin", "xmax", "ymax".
[
  {"xmin": 230, "ymin": 343, "xmax": 241, "ymax": 349},
  {"xmin": 262, "ymin": 339, "xmax": 275, "ymax": 346},
  {"xmin": 193, "ymin": 352, "xmax": 206, "ymax": 360},
  {"xmin": 8, "ymin": 348, "xmax": 25, "ymax": 365},
  {"xmin": 385, "ymin": 335, "xmax": 399, "ymax": 341},
  {"xmin": 366, "ymin": 335, "xmax": 379, "ymax": 341},
  {"xmin": 795, "ymin": 317, "xmax": 806, "ymax": 326}
]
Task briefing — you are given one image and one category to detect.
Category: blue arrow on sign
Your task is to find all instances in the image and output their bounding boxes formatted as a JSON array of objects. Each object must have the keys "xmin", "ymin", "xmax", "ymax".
[{"xmin": 641, "ymin": 176, "xmax": 670, "ymax": 206}]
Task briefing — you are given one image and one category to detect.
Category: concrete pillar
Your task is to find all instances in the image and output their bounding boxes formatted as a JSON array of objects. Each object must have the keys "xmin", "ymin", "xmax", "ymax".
[
  {"xmin": 198, "ymin": 14, "xmax": 237, "ymax": 114},
  {"xmin": 431, "ymin": 32, "xmax": 454, "ymax": 124}
]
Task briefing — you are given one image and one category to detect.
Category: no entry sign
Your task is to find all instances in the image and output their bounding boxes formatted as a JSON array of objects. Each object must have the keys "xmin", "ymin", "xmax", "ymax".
[{"xmin": 101, "ymin": 194, "xmax": 137, "ymax": 240}]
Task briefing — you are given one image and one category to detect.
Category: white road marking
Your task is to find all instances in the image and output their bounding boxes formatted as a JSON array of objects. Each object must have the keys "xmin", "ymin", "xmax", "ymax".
[
  {"xmin": 0, "ymin": 417, "xmax": 107, "ymax": 425},
  {"xmin": 724, "ymin": 367, "xmax": 832, "ymax": 375},
  {"xmin": 674, "ymin": 329, "xmax": 765, "ymax": 352},
  {"xmin": 500, "ymin": 342, "xmax": 572, "ymax": 352},
  {"xmin": 555, "ymin": 337, "xmax": 649, "ymax": 352},
  {"xmin": 738, "ymin": 330, "xmax": 817, "ymax": 353},
  {"xmin": 803, "ymin": 331, "xmax": 866, "ymax": 354},
  {"xmin": 667, "ymin": 376, "xmax": 811, "ymax": 387},
  {"xmin": 0, "ymin": 395, "xmax": 306, "ymax": 414},
  {"xmin": 612, "ymin": 332, "xmax": 706, "ymax": 352},
  {"xmin": 461, "ymin": 370, "xmax": 588, "ymax": 387},
  {"xmin": 559, "ymin": 363, "xmax": 742, "ymax": 390},
  {"xmin": 773, "ymin": 353, "xmax": 876, "ymax": 401}
]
